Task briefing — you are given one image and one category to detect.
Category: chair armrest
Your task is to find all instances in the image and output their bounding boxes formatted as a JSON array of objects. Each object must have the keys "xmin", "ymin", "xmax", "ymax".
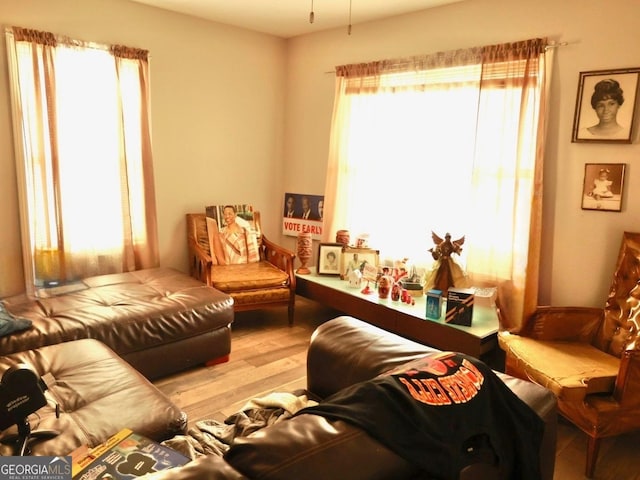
[
  {"xmin": 615, "ymin": 349, "xmax": 640, "ymax": 406},
  {"xmin": 187, "ymin": 236, "xmax": 213, "ymax": 285},
  {"xmin": 260, "ymin": 234, "xmax": 296, "ymax": 290},
  {"xmin": 526, "ymin": 306, "xmax": 604, "ymax": 342}
]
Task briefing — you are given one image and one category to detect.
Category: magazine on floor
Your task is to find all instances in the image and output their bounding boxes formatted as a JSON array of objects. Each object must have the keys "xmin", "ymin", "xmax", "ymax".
[{"xmin": 70, "ymin": 428, "xmax": 189, "ymax": 480}]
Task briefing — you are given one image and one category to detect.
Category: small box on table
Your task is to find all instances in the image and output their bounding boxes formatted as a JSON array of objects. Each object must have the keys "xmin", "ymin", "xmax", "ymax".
[
  {"xmin": 425, "ymin": 289, "xmax": 442, "ymax": 320},
  {"xmin": 445, "ymin": 288, "xmax": 475, "ymax": 326}
]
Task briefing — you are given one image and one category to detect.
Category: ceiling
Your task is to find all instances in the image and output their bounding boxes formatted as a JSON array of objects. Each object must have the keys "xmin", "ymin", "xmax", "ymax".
[{"xmin": 129, "ymin": 0, "xmax": 465, "ymax": 38}]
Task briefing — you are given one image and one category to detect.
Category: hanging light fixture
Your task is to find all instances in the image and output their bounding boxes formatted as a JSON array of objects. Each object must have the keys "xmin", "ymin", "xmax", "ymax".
[{"xmin": 308, "ymin": 0, "xmax": 353, "ymax": 34}]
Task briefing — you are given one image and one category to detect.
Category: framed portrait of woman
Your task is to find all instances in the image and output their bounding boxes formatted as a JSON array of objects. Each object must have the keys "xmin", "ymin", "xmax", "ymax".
[
  {"xmin": 571, "ymin": 67, "xmax": 640, "ymax": 144},
  {"xmin": 581, "ymin": 163, "xmax": 626, "ymax": 212}
]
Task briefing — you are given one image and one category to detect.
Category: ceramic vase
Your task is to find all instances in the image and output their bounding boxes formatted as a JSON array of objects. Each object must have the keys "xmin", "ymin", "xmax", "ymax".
[
  {"xmin": 336, "ymin": 229, "xmax": 350, "ymax": 246},
  {"xmin": 296, "ymin": 232, "xmax": 313, "ymax": 274}
]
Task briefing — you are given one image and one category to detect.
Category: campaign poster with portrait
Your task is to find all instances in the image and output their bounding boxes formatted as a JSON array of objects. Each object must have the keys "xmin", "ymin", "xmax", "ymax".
[{"xmin": 282, "ymin": 192, "xmax": 324, "ymax": 240}]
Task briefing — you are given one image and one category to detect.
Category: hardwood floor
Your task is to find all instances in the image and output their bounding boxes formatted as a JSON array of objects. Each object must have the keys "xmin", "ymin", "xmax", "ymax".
[{"xmin": 154, "ymin": 296, "xmax": 640, "ymax": 480}]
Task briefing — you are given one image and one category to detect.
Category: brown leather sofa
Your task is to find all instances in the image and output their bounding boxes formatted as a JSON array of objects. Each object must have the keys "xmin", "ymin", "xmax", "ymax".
[
  {"xmin": 146, "ymin": 316, "xmax": 558, "ymax": 480},
  {"xmin": 1, "ymin": 267, "xmax": 234, "ymax": 379},
  {"xmin": 0, "ymin": 338, "xmax": 187, "ymax": 456}
]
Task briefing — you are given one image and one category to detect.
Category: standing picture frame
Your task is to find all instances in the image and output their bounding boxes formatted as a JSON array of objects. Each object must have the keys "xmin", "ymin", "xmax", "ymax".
[
  {"xmin": 340, "ymin": 247, "xmax": 380, "ymax": 280},
  {"xmin": 317, "ymin": 243, "xmax": 343, "ymax": 275},
  {"xmin": 571, "ymin": 67, "xmax": 640, "ymax": 143},
  {"xmin": 581, "ymin": 163, "xmax": 626, "ymax": 212}
]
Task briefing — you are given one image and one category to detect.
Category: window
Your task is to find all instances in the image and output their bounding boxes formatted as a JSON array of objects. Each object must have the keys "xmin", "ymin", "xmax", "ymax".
[
  {"xmin": 323, "ymin": 39, "xmax": 551, "ymax": 327},
  {"xmin": 5, "ymin": 27, "xmax": 158, "ymax": 294}
]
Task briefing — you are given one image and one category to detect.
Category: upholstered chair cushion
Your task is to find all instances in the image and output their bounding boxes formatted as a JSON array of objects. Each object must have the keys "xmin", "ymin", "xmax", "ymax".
[
  {"xmin": 499, "ymin": 334, "xmax": 620, "ymax": 402},
  {"xmin": 210, "ymin": 262, "xmax": 290, "ymax": 292}
]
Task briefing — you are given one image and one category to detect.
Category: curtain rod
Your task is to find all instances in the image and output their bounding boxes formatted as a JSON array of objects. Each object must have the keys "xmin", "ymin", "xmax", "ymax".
[
  {"xmin": 545, "ymin": 41, "xmax": 569, "ymax": 50},
  {"xmin": 324, "ymin": 41, "xmax": 569, "ymax": 74}
]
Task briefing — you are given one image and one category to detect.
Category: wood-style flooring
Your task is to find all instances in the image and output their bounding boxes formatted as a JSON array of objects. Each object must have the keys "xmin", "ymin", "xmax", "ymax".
[{"xmin": 153, "ymin": 296, "xmax": 640, "ymax": 480}]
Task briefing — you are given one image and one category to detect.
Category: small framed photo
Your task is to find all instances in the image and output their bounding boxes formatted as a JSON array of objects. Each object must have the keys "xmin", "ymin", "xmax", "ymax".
[
  {"xmin": 571, "ymin": 67, "xmax": 640, "ymax": 143},
  {"xmin": 340, "ymin": 247, "xmax": 380, "ymax": 280},
  {"xmin": 581, "ymin": 163, "xmax": 626, "ymax": 212},
  {"xmin": 317, "ymin": 243, "xmax": 343, "ymax": 275}
]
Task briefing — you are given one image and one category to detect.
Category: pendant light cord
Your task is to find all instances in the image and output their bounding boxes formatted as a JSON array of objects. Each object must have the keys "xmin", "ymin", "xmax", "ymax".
[{"xmin": 309, "ymin": 0, "xmax": 353, "ymax": 34}]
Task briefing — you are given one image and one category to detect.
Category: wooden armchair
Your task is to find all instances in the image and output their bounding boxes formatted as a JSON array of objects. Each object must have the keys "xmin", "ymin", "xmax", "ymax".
[
  {"xmin": 498, "ymin": 231, "xmax": 640, "ymax": 478},
  {"xmin": 186, "ymin": 212, "xmax": 296, "ymax": 325}
]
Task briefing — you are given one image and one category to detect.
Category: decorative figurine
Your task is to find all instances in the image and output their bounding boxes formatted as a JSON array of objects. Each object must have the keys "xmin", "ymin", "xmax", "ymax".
[
  {"xmin": 423, "ymin": 231, "xmax": 469, "ymax": 294},
  {"xmin": 399, "ymin": 262, "xmax": 424, "ymax": 297},
  {"xmin": 392, "ymin": 258, "xmax": 409, "ymax": 282},
  {"xmin": 377, "ymin": 274, "xmax": 393, "ymax": 299},
  {"xmin": 391, "ymin": 282, "xmax": 401, "ymax": 301},
  {"xmin": 347, "ymin": 268, "xmax": 362, "ymax": 288}
]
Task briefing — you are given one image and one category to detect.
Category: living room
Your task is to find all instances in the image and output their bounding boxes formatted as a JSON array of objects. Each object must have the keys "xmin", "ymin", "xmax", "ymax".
[
  {"xmin": 1, "ymin": 0, "xmax": 639, "ymax": 308},
  {"xmin": 0, "ymin": 1, "xmax": 639, "ymax": 478}
]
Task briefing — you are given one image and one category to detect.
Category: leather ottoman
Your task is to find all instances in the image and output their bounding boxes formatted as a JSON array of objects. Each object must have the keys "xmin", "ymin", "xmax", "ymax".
[{"xmin": 0, "ymin": 339, "xmax": 187, "ymax": 456}]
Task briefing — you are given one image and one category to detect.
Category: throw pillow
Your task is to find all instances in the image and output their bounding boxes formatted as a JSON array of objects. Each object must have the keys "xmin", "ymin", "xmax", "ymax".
[{"xmin": 0, "ymin": 303, "xmax": 33, "ymax": 337}]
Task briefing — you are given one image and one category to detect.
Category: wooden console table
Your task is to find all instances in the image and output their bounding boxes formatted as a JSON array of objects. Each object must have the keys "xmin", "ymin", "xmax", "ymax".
[{"xmin": 296, "ymin": 269, "xmax": 501, "ymax": 367}]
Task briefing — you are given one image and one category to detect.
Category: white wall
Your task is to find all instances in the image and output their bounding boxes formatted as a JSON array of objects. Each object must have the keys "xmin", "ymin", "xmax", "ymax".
[
  {"xmin": 283, "ymin": 0, "xmax": 640, "ymax": 307},
  {"xmin": 0, "ymin": 0, "xmax": 286, "ymax": 296}
]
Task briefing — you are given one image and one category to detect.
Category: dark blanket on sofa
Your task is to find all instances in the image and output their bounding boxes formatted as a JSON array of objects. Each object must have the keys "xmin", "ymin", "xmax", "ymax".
[{"xmin": 298, "ymin": 352, "xmax": 544, "ymax": 480}]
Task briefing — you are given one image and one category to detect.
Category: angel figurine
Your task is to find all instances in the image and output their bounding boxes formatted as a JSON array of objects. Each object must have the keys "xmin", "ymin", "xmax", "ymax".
[{"xmin": 423, "ymin": 231, "xmax": 469, "ymax": 294}]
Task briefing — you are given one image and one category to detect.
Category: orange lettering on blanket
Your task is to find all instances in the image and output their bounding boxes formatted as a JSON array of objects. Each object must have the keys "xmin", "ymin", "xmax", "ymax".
[{"xmin": 396, "ymin": 358, "xmax": 485, "ymax": 406}]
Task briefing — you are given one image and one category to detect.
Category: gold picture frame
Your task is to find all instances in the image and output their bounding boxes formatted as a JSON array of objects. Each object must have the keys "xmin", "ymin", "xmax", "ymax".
[{"xmin": 340, "ymin": 247, "xmax": 379, "ymax": 280}]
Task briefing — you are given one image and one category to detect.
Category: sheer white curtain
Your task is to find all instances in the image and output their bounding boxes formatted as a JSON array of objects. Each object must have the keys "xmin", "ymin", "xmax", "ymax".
[
  {"xmin": 6, "ymin": 27, "xmax": 158, "ymax": 294},
  {"xmin": 323, "ymin": 39, "xmax": 552, "ymax": 330}
]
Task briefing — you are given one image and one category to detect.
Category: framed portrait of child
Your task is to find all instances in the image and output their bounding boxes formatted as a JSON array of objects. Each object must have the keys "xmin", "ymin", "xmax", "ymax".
[{"xmin": 581, "ymin": 163, "xmax": 626, "ymax": 212}]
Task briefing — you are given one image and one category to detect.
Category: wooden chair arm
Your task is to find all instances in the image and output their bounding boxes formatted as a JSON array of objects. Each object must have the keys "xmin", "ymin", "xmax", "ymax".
[
  {"xmin": 187, "ymin": 236, "xmax": 213, "ymax": 285},
  {"xmin": 261, "ymin": 234, "xmax": 296, "ymax": 291},
  {"xmin": 614, "ymin": 350, "xmax": 640, "ymax": 406},
  {"xmin": 526, "ymin": 306, "xmax": 604, "ymax": 342}
]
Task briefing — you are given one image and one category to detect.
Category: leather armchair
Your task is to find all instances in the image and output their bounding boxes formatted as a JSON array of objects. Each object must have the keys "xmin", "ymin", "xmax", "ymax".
[
  {"xmin": 186, "ymin": 212, "xmax": 296, "ymax": 325},
  {"xmin": 498, "ymin": 231, "xmax": 640, "ymax": 478}
]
